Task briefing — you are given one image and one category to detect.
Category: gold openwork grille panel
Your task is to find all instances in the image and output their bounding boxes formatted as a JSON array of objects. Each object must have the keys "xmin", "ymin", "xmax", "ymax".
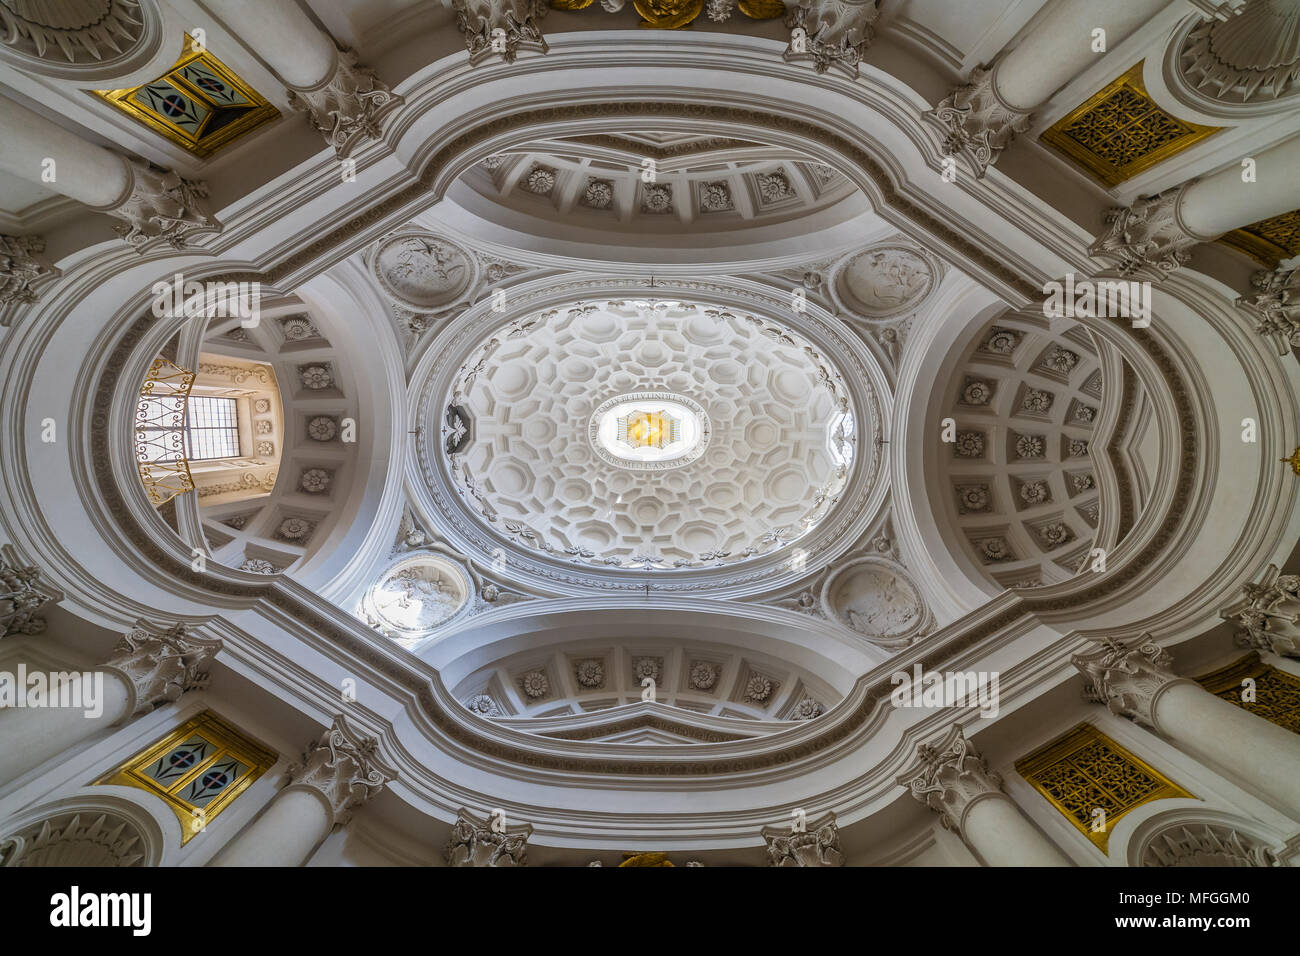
[
  {"xmin": 1016, "ymin": 723, "xmax": 1194, "ymax": 851},
  {"xmin": 1040, "ymin": 62, "xmax": 1223, "ymax": 186},
  {"xmin": 1219, "ymin": 210, "xmax": 1300, "ymax": 268},
  {"xmin": 1196, "ymin": 653, "xmax": 1300, "ymax": 736}
]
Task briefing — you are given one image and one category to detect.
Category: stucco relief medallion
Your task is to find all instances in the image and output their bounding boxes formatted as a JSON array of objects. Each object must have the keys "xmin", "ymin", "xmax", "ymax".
[
  {"xmin": 367, "ymin": 554, "xmax": 471, "ymax": 637},
  {"xmin": 821, "ymin": 557, "xmax": 926, "ymax": 641},
  {"xmin": 832, "ymin": 245, "xmax": 935, "ymax": 321},
  {"xmin": 373, "ymin": 232, "xmax": 476, "ymax": 310}
]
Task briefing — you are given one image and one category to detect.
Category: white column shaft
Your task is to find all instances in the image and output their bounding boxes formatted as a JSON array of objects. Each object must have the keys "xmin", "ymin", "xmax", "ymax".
[
  {"xmin": 208, "ymin": 787, "xmax": 332, "ymax": 867},
  {"xmin": 202, "ymin": 0, "xmax": 337, "ymax": 88},
  {"xmin": 1178, "ymin": 135, "xmax": 1300, "ymax": 238},
  {"xmin": 996, "ymin": 0, "xmax": 1169, "ymax": 110},
  {"xmin": 0, "ymin": 96, "xmax": 130, "ymax": 207},
  {"xmin": 0, "ymin": 670, "xmax": 131, "ymax": 784},
  {"xmin": 1155, "ymin": 681, "xmax": 1300, "ymax": 815},
  {"xmin": 964, "ymin": 793, "xmax": 1073, "ymax": 866}
]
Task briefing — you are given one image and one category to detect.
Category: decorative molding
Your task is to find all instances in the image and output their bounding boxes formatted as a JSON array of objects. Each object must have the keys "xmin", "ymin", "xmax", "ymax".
[
  {"xmin": 927, "ymin": 65, "xmax": 1032, "ymax": 178},
  {"xmin": 0, "ymin": 542, "xmax": 64, "ymax": 637},
  {"xmin": 286, "ymin": 715, "xmax": 397, "ymax": 828},
  {"xmin": 102, "ymin": 620, "xmax": 222, "ymax": 717},
  {"xmin": 287, "ymin": 46, "xmax": 404, "ymax": 158},
  {"xmin": 444, "ymin": 808, "xmax": 531, "ymax": 865}
]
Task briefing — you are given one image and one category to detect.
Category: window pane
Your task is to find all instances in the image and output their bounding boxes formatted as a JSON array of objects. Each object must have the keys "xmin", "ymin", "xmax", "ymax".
[{"xmin": 185, "ymin": 396, "xmax": 241, "ymax": 460}]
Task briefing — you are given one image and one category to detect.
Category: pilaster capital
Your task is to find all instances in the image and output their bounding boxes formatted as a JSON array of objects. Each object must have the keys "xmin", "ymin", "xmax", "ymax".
[
  {"xmin": 443, "ymin": 808, "xmax": 532, "ymax": 866},
  {"xmin": 1088, "ymin": 181, "xmax": 1210, "ymax": 281},
  {"xmin": 0, "ymin": 543, "xmax": 63, "ymax": 638},
  {"xmin": 286, "ymin": 714, "xmax": 397, "ymax": 828},
  {"xmin": 0, "ymin": 234, "xmax": 59, "ymax": 307},
  {"xmin": 760, "ymin": 810, "xmax": 845, "ymax": 866},
  {"xmin": 454, "ymin": 0, "xmax": 548, "ymax": 65},
  {"xmin": 1220, "ymin": 563, "xmax": 1300, "ymax": 658},
  {"xmin": 897, "ymin": 724, "xmax": 1003, "ymax": 837},
  {"xmin": 1238, "ymin": 268, "xmax": 1300, "ymax": 357},
  {"xmin": 1071, "ymin": 634, "xmax": 1192, "ymax": 731},
  {"xmin": 925, "ymin": 64, "xmax": 1032, "ymax": 177},
  {"xmin": 783, "ymin": 0, "xmax": 881, "ymax": 78},
  {"xmin": 102, "ymin": 620, "xmax": 222, "ymax": 718},
  {"xmin": 90, "ymin": 157, "xmax": 219, "ymax": 252},
  {"xmin": 287, "ymin": 45, "xmax": 403, "ymax": 158}
]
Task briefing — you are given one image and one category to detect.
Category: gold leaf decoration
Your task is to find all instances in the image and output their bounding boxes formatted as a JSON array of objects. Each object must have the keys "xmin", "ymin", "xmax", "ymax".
[
  {"xmin": 737, "ymin": 0, "xmax": 785, "ymax": 18},
  {"xmin": 1040, "ymin": 62, "xmax": 1223, "ymax": 187},
  {"xmin": 634, "ymin": 0, "xmax": 705, "ymax": 28}
]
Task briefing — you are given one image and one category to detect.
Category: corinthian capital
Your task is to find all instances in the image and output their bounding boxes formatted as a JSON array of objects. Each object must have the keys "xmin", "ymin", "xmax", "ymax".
[
  {"xmin": 897, "ymin": 724, "xmax": 1003, "ymax": 838},
  {"xmin": 0, "ymin": 543, "xmax": 63, "ymax": 638},
  {"xmin": 0, "ymin": 234, "xmax": 59, "ymax": 307},
  {"xmin": 444, "ymin": 808, "xmax": 532, "ymax": 866},
  {"xmin": 1071, "ymin": 634, "xmax": 1191, "ymax": 731},
  {"xmin": 783, "ymin": 0, "xmax": 881, "ymax": 78},
  {"xmin": 1220, "ymin": 564, "xmax": 1300, "ymax": 658},
  {"xmin": 1239, "ymin": 267, "xmax": 1300, "ymax": 357},
  {"xmin": 91, "ymin": 158, "xmax": 219, "ymax": 252},
  {"xmin": 1088, "ymin": 182, "xmax": 1209, "ymax": 281},
  {"xmin": 760, "ymin": 810, "xmax": 845, "ymax": 866},
  {"xmin": 287, "ymin": 715, "xmax": 397, "ymax": 828},
  {"xmin": 454, "ymin": 0, "xmax": 548, "ymax": 65},
  {"xmin": 926, "ymin": 65, "xmax": 1032, "ymax": 177},
  {"xmin": 287, "ymin": 46, "xmax": 403, "ymax": 158},
  {"xmin": 103, "ymin": 620, "xmax": 222, "ymax": 717}
]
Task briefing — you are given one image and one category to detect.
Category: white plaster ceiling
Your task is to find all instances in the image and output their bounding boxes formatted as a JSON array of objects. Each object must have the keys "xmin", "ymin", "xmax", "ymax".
[
  {"xmin": 446, "ymin": 298, "xmax": 857, "ymax": 570},
  {"xmin": 936, "ymin": 315, "xmax": 1106, "ymax": 588},
  {"xmin": 451, "ymin": 635, "xmax": 842, "ymax": 727}
]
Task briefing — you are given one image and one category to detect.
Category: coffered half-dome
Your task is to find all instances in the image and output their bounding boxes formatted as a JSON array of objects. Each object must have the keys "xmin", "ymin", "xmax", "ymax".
[
  {"xmin": 433, "ymin": 298, "xmax": 861, "ymax": 574},
  {"xmin": 439, "ymin": 133, "xmax": 879, "ymax": 262}
]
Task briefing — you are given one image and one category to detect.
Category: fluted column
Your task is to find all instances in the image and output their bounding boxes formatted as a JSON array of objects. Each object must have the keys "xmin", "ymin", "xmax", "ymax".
[
  {"xmin": 1073, "ymin": 635, "xmax": 1300, "ymax": 815},
  {"xmin": 203, "ymin": 0, "xmax": 402, "ymax": 156},
  {"xmin": 898, "ymin": 724, "xmax": 1073, "ymax": 866},
  {"xmin": 929, "ymin": 0, "xmax": 1169, "ymax": 174},
  {"xmin": 0, "ymin": 621, "xmax": 220, "ymax": 784},
  {"xmin": 0, "ymin": 96, "xmax": 216, "ymax": 251},
  {"xmin": 1090, "ymin": 135, "xmax": 1300, "ymax": 278},
  {"xmin": 209, "ymin": 715, "xmax": 395, "ymax": 867}
]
